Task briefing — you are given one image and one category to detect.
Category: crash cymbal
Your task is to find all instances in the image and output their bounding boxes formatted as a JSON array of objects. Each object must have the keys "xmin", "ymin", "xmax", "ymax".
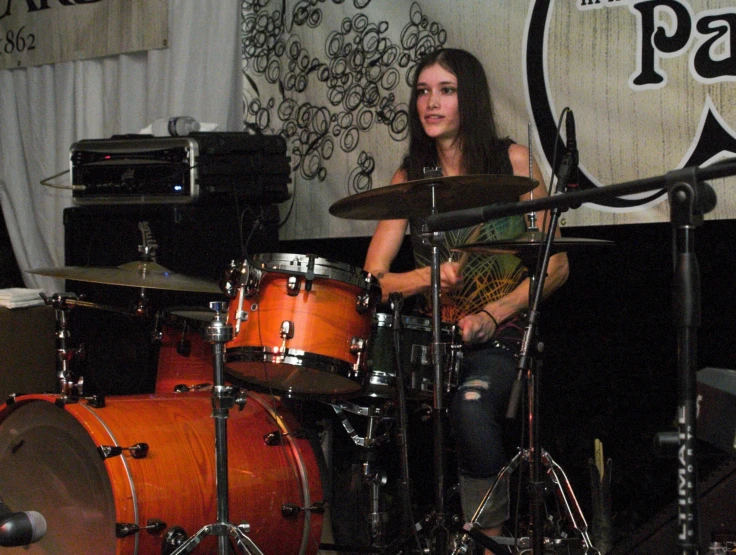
[
  {"xmin": 29, "ymin": 261, "xmax": 223, "ymax": 293},
  {"xmin": 329, "ymin": 174, "xmax": 537, "ymax": 220},
  {"xmin": 452, "ymin": 231, "xmax": 614, "ymax": 266}
]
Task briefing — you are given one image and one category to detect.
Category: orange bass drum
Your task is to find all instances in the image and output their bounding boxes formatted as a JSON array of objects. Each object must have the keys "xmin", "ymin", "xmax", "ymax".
[{"xmin": 0, "ymin": 392, "xmax": 323, "ymax": 555}]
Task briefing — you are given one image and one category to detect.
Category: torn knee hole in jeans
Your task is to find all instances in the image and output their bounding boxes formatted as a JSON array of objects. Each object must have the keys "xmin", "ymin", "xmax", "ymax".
[{"xmin": 460, "ymin": 378, "xmax": 489, "ymax": 401}]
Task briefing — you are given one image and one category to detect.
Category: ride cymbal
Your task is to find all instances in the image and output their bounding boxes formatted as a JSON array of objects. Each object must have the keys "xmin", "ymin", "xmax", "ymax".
[
  {"xmin": 29, "ymin": 261, "xmax": 223, "ymax": 294},
  {"xmin": 329, "ymin": 174, "xmax": 537, "ymax": 220},
  {"xmin": 452, "ymin": 231, "xmax": 614, "ymax": 266}
]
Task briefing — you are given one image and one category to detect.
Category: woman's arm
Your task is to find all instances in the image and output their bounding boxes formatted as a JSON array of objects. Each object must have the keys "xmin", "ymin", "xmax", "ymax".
[
  {"xmin": 458, "ymin": 144, "xmax": 570, "ymax": 343},
  {"xmin": 364, "ymin": 169, "xmax": 462, "ymax": 302}
]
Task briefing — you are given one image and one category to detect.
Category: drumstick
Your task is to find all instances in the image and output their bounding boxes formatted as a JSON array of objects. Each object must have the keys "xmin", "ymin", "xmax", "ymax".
[
  {"xmin": 594, "ymin": 438, "xmax": 605, "ymax": 482},
  {"xmin": 450, "ymin": 224, "xmax": 484, "ymax": 273}
]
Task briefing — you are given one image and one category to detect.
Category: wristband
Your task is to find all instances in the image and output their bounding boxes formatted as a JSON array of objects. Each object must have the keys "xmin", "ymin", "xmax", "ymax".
[{"xmin": 480, "ymin": 309, "xmax": 498, "ymax": 329}]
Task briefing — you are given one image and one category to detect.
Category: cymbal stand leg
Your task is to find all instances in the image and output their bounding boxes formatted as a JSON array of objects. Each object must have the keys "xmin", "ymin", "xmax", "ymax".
[
  {"xmin": 544, "ymin": 450, "xmax": 595, "ymax": 550},
  {"xmin": 42, "ymin": 292, "xmax": 84, "ymax": 397},
  {"xmin": 170, "ymin": 301, "xmax": 263, "ymax": 555}
]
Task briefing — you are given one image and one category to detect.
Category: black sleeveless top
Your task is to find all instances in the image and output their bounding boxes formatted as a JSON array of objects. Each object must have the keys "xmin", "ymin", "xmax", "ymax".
[{"xmin": 409, "ymin": 139, "xmax": 526, "ymax": 344}]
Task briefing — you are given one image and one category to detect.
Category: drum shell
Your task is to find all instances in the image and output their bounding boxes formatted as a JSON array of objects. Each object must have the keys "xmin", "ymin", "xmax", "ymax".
[
  {"xmin": 364, "ymin": 313, "xmax": 460, "ymax": 398},
  {"xmin": 0, "ymin": 392, "xmax": 323, "ymax": 555},
  {"xmin": 226, "ymin": 254, "xmax": 378, "ymax": 396},
  {"xmin": 155, "ymin": 307, "xmax": 214, "ymax": 393}
]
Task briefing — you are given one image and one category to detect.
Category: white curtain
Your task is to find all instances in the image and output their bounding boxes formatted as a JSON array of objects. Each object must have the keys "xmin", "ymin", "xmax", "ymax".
[{"xmin": 0, "ymin": 0, "xmax": 243, "ymax": 293}]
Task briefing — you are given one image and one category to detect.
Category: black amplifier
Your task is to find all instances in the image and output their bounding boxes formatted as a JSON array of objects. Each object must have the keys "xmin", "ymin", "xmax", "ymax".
[{"xmin": 70, "ymin": 132, "xmax": 291, "ymax": 205}]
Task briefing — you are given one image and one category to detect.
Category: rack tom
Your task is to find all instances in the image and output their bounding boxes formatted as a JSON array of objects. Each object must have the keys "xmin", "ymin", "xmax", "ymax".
[{"xmin": 225, "ymin": 253, "xmax": 380, "ymax": 397}]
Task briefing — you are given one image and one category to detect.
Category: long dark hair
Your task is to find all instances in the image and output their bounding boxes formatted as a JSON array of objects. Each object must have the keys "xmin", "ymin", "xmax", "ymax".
[{"xmin": 403, "ymin": 48, "xmax": 507, "ymax": 180}]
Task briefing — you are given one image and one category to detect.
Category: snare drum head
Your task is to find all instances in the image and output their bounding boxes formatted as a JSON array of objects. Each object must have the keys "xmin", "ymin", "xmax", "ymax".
[{"xmin": 0, "ymin": 398, "xmax": 117, "ymax": 554}]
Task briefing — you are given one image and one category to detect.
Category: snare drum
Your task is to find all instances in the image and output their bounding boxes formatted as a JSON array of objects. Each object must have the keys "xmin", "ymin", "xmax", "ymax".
[
  {"xmin": 226, "ymin": 254, "xmax": 380, "ymax": 397},
  {"xmin": 363, "ymin": 313, "xmax": 461, "ymax": 399},
  {"xmin": 0, "ymin": 392, "xmax": 323, "ymax": 555}
]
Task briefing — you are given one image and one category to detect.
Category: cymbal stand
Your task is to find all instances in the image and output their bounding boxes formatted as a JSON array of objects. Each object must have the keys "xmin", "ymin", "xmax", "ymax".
[
  {"xmin": 454, "ymin": 148, "xmax": 596, "ymax": 554},
  {"xmin": 42, "ymin": 292, "xmax": 84, "ymax": 397},
  {"xmin": 169, "ymin": 301, "xmax": 263, "ymax": 555},
  {"xmin": 422, "ymin": 167, "xmax": 452, "ymax": 554}
]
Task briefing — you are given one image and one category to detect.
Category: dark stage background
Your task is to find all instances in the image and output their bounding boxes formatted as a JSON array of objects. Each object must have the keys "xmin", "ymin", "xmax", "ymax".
[{"xmin": 1, "ymin": 206, "xmax": 734, "ymax": 552}]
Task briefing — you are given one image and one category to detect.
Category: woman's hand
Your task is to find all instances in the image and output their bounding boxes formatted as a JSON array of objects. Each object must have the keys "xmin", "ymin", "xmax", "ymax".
[
  {"xmin": 438, "ymin": 261, "xmax": 463, "ymax": 292},
  {"xmin": 458, "ymin": 310, "xmax": 497, "ymax": 345}
]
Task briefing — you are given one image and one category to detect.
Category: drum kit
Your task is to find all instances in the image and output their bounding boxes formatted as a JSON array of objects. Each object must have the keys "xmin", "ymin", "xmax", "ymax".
[{"xmin": 0, "ymin": 172, "xmax": 614, "ymax": 555}]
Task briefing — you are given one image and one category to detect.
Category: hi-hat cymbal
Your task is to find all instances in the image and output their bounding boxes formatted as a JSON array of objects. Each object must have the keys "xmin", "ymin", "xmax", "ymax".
[
  {"xmin": 29, "ymin": 261, "xmax": 223, "ymax": 293},
  {"xmin": 329, "ymin": 174, "xmax": 537, "ymax": 220},
  {"xmin": 452, "ymin": 231, "xmax": 614, "ymax": 266}
]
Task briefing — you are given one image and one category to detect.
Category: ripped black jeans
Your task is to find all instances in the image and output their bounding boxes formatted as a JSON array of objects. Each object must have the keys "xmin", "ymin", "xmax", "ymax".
[{"xmin": 450, "ymin": 342, "xmax": 518, "ymax": 479}]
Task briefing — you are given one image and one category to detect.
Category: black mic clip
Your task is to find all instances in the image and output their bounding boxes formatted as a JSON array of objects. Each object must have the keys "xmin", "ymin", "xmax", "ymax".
[
  {"xmin": 554, "ymin": 149, "xmax": 576, "ymax": 201},
  {"xmin": 388, "ymin": 292, "xmax": 404, "ymax": 331}
]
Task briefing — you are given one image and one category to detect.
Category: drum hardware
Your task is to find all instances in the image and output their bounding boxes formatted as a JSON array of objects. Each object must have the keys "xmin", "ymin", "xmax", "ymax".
[
  {"xmin": 116, "ymin": 518, "xmax": 166, "ymax": 539},
  {"xmin": 173, "ymin": 383, "xmax": 212, "ymax": 393},
  {"xmin": 279, "ymin": 320, "xmax": 296, "ymax": 357},
  {"xmin": 351, "ymin": 337, "xmax": 367, "ymax": 374},
  {"xmin": 163, "ymin": 526, "xmax": 188, "ymax": 555},
  {"xmin": 329, "ymin": 400, "xmax": 393, "ymax": 549},
  {"xmin": 422, "ymin": 166, "xmax": 454, "ymax": 554},
  {"xmin": 449, "ymin": 146, "xmax": 596, "ymax": 555},
  {"xmin": 281, "ymin": 502, "xmax": 326, "ymax": 519},
  {"xmin": 152, "ymin": 310, "xmax": 197, "ymax": 357},
  {"xmin": 330, "ymin": 400, "xmax": 392, "ymax": 448},
  {"xmin": 40, "ymin": 292, "xmax": 92, "ymax": 397},
  {"xmin": 222, "ymin": 259, "xmax": 262, "ymax": 334},
  {"xmin": 170, "ymin": 301, "xmax": 262, "ymax": 555},
  {"xmin": 386, "ymin": 292, "xmax": 424, "ymax": 554},
  {"xmin": 98, "ymin": 442, "xmax": 150, "ymax": 460},
  {"xmin": 263, "ymin": 428, "xmax": 311, "ymax": 446},
  {"xmin": 451, "ymin": 448, "xmax": 594, "ymax": 555},
  {"xmin": 287, "ymin": 276, "xmax": 300, "ymax": 296}
]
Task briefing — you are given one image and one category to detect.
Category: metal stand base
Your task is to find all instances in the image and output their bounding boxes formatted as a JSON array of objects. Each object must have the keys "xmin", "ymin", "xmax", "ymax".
[
  {"xmin": 168, "ymin": 522, "xmax": 263, "ymax": 555},
  {"xmin": 453, "ymin": 449, "xmax": 598, "ymax": 555}
]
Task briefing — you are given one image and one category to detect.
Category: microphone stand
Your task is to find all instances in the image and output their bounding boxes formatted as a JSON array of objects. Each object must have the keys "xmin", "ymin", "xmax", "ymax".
[
  {"xmin": 515, "ymin": 148, "xmax": 575, "ymax": 555},
  {"xmin": 666, "ymin": 167, "xmax": 704, "ymax": 555},
  {"xmin": 427, "ymin": 159, "xmax": 736, "ymax": 554}
]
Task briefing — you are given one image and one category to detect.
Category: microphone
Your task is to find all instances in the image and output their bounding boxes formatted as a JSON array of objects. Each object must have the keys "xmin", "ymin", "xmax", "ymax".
[
  {"xmin": 0, "ymin": 510, "xmax": 47, "ymax": 547},
  {"xmin": 150, "ymin": 116, "xmax": 200, "ymax": 137},
  {"xmin": 565, "ymin": 109, "xmax": 579, "ymax": 194}
]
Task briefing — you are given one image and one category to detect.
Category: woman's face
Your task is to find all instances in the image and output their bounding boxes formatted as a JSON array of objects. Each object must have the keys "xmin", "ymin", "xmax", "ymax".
[{"xmin": 415, "ymin": 62, "xmax": 460, "ymax": 143}]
